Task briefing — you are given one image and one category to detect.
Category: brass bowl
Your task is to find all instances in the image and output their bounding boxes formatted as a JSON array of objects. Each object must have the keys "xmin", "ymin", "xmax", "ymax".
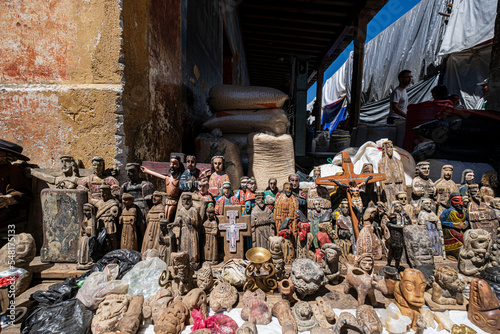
[{"xmin": 246, "ymin": 247, "xmax": 271, "ymax": 264}]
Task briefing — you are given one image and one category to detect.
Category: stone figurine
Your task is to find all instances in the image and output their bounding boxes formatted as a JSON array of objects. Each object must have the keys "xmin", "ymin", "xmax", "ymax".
[
  {"xmin": 272, "ymin": 299, "xmax": 298, "ymax": 334},
  {"xmin": 78, "ymin": 156, "xmax": 120, "ymax": 200},
  {"xmin": 174, "ymin": 193, "xmax": 201, "ymax": 266},
  {"xmin": 196, "ymin": 262, "xmax": 214, "ymax": 292},
  {"xmin": 240, "ymin": 289, "xmax": 272, "ymax": 325},
  {"xmin": 120, "ymin": 162, "xmax": 154, "ymax": 226},
  {"xmin": 77, "ymin": 203, "xmax": 96, "ymax": 270},
  {"xmin": 459, "ymin": 169, "xmax": 475, "ymax": 197},
  {"xmin": 403, "ymin": 224, "xmax": 434, "ymax": 267},
  {"xmin": 468, "ymin": 183, "xmax": 498, "ymax": 240},
  {"xmin": 411, "ymin": 161, "xmax": 436, "ymax": 208},
  {"xmin": 154, "ymin": 300, "xmax": 189, "ymax": 334},
  {"xmin": 269, "ymin": 235, "xmax": 286, "ymax": 280},
  {"xmin": 458, "ymin": 229, "xmax": 492, "ymax": 277},
  {"xmin": 291, "ymin": 301, "xmax": 319, "ymax": 332},
  {"xmin": 434, "ymin": 165, "xmax": 459, "ymax": 215},
  {"xmin": 141, "ymin": 155, "xmax": 185, "ymax": 223},
  {"xmin": 208, "ymin": 155, "xmax": 230, "ymax": 198},
  {"xmin": 202, "ymin": 204, "xmax": 218, "ymax": 264},
  {"xmin": 214, "ymin": 181, "xmax": 239, "ymax": 215},
  {"xmin": 251, "ymin": 191, "xmax": 274, "ymax": 249},
  {"xmin": 182, "ymin": 288, "xmax": 208, "ymax": 325},
  {"xmin": 142, "ymin": 289, "xmax": 174, "ymax": 324},
  {"xmin": 418, "ymin": 198, "xmax": 444, "ymax": 257},
  {"xmin": 179, "ymin": 155, "xmax": 200, "ymax": 192},
  {"xmin": 93, "ymin": 185, "xmax": 120, "ymax": 253},
  {"xmin": 320, "ymin": 243, "xmax": 342, "ymax": 284},
  {"xmin": 31, "ymin": 155, "xmax": 80, "ymax": 189},
  {"xmin": 332, "ymin": 312, "xmax": 366, "ymax": 334},
  {"xmin": 117, "ymin": 295, "xmax": 144, "ymax": 334},
  {"xmin": 311, "ymin": 296, "xmax": 337, "ymax": 329},
  {"xmin": 158, "ymin": 219, "xmax": 172, "ymax": 265},
  {"xmin": 394, "ymin": 268, "xmax": 426, "ymax": 331},
  {"xmin": 291, "ymin": 258, "xmax": 326, "ymax": 298},
  {"xmin": 468, "ymin": 277, "xmax": 500, "ymax": 333},
  {"xmin": 170, "ymin": 251, "xmax": 193, "ymax": 296},
  {"xmin": 378, "ymin": 140, "xmax": 405, "ymax": 210},
  {"xmin": 336, "ymin": 199, "xmax": 355, "ymax": 262},
  {"xmin": 91, "ymin": 294, "xmax": 132, "ymax": 334},
  {"xmin": 430, "ymin": 265, "xmax": 465, "ymax": 306},
  {"xmin": 386, "ymin": 201, "xmax": 411, "ymax": 268},
  {"xmin": 440, "ymin": 193, "xmax": 469, "ymax": 260},
  {"xmin": 237, "ymin": 322, "xmax": 258, "ymax": 334},
  {"xmin": 356, "ymin": 304, "xmax": 383, "ymax": 334},
  {"xmin": 120, "ymin": 193, "xmax": 138, "ymax": 250},
  {"xmin": 208, "ymin": 281, "xmax": 238, "ymax": 312},
  {"xmin": 141, "ymin": 191, "xmax": 166, "ymax": 253}
]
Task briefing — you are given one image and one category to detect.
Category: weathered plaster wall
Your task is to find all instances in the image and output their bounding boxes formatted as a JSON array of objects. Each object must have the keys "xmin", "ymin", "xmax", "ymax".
[{"xmin": 0, "ymin": 0, "xmax": 124, "ymax": 170}]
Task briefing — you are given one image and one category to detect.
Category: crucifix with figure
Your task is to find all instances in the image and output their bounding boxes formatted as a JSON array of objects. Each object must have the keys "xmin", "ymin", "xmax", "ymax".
[
  {"xmin": 218, "ymin": 205, "xmax": 251, "ymax": 261},
  {"xmin": 316, "ymin": 151, "xmax": 386, "ymax": 239}
]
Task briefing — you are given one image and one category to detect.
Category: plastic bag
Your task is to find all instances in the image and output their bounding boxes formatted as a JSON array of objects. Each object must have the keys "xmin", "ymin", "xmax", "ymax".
[
  {"xmin": 77, "ymin": 249, "xmax": 142, "ymax": 282},
  {"xmin": 31, "ymin": 278, "xmax": 79, "ymax": 305},
  {"xmin": 191, "ymin": 308, "xmax": 239, "ymax": 334},
  {"xmin": 21, "ymin": 298, "xmax": 93, "ymax": 334},
  {"xmin": 121, "ymin": 257, "xmax": 167, "ymax": 300},
  {"xmin": 75, "ymin": 268, "xmax": 129, "ymax": 310},
  {"xmin": 219, "ymin": 259, "xmax": 248, "ymax": 287}
]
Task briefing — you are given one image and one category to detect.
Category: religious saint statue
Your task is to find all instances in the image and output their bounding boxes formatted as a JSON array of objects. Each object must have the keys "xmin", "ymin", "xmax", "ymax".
[
  {"xmin": 468, "ymin": 184, "xmax": 498, "ymax": 240},
  {"xmin": 274, "ymin": 182, "xmax": 299, "ymax": 239},
  {"xmin": 179, "ymin": 155, "xmax": 200, "ymax": 192},
  {"xmin": 119, "ymin": 193, "xmax": 138, "ymax": 251},
  {"xmin": 411, "ymin": 161, "xmax": 436, "ymax": 209},
  {"xmin": 336, "ymin": 199, "xmax": 355, "ymax": 262},
  {"xmin": 158, "ymin": 219, "xmax": 171, "ymax": 265},
  {"xmin": 141, "ymin": 156, "xmax": 184, "ymax": 222},
  {"xmin": 264, "ymin": 177, "xmax": 279, "ymax": 210},
  {"xmin": 250, "ymin": 191, "xmax": 274, "ymax": 249},
  {"xmin": 120, "ymin": 162, "xmax": 154, "ymax": 218},
  {"xmin": 359, "ymin": 163, "xmax": 379, "ymax": 209},
  {"xmin": 234, "ymin": 176, "xmax": 249, "ymax": 204},
  {"xmin": 434, "ymin": 165, "xmax": 459, "ymax": 215},
  {"xmin": 174, "ymin": 193, "xmax": 201, "ymax": 268},
  {"xmin": 289, "ymin": 173, "xmax": 307, "ymax": 210},
  {"xmin": 208, "ymin": 155, "xmax": 230, "ymax": 199},
  {"xmin": 417, "ymin": 198, "xmax": 444, "ymax": 257},
  {"xmin": 78, "ymin": 156, "xmax": 120, "ymax": 200},
  {"xmin": 386, "ymin": 200, "xmax": 412, "ymax": 269},
  {"xmin": 141, "ymin": 191, "xmax": 165, "ymax": 253},
  {"xmin": 244, "ymin": 177, "xmax": 257, "ymax": 215},
  {"xmin": 203, "ymin": 205, "xmax": 218, "ymax": 264},
  {"xmin": 307, "ymin": 167, "xmax": 331, "ymax": 210},
  {"xmin": 480, "ymin": 171, "xmax": 498, "ymax": 205},
  {"xmin": 330, "ymin": 175, "xmax": 373, "ymax": 222},
  {"xmin": 214, "ymin": 182, "xmax": 239, "ymax": 215},
  {"xmin": 440, "ymin": 193, "xmax": 469, "ymax": 260},
  {"xmin": 458, "ymin": 169, "xmax": 474, "ymax": 197},
  {"xmin": 31, "ymin": 155, "xmax": 80, "ymax": 189},
  {"xmin": 377, "ymin": 140, "xmax": 405, "ymax": 209},
  {"xmin": 197, "ymin": 178, "xmax": 215, "ymax": 209},
  {"xmin": 307, "ymin": 199, "xmax": 328, "ymax": 249},
  {"xmin": 93, "ymin": 185, "xmax": 120, "ymax": 253},
  {"xmin": 77, "ymin": 203, "xmax": 96, "ymax": 270}
]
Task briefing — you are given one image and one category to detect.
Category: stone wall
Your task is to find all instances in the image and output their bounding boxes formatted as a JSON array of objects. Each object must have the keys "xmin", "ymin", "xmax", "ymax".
[{"xmin": 0, "ymin": 0, "xmax": 125, "ymax": 171}]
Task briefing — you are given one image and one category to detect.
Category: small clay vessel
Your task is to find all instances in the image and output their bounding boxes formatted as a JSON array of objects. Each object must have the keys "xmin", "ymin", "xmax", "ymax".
[{"xmin": 208, "ymin": 281, "xmax": 238, "ymax": 312}]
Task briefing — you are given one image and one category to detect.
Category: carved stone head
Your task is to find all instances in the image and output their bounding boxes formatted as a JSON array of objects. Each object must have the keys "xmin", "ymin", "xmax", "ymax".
[
  {"xmin": 433, "ymin": 266, "xmax": 464, "ymax": 294},
  {"xmin": 196, "ymin": 262, "xmax": 213, "ymax": 292},
  {"xmin": 459, "ymin": 229, "xmax": 492, "ymax": 276},
  {"xmin": 92, "ymin": 294, "xmax": 131, "ymax": 334},
  {"xmin": 403, "ymin": 225, "xmax": 434, "ymax": 267},
  {"xmin": 356, "ymin": 305, "xmax": 382, "ymax": 334},
  {"xmin": 397, "ymin": 268, "xmax": 426, "ymax": 308}
]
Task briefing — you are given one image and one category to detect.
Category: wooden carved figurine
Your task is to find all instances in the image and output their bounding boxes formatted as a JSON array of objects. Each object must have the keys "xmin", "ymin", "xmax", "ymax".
[
  {"xmin": 411, "ymin": 161, "xmax": 436, "ymax": 209},
  {"xmin": 269, "ymin": 236, "xmax": 285, "ymax": 280},
  {"xmin": 480, "ymin": 171, "xmax": 498, "ymax": 205},
  {"xmin": 418, "ymin": 198, "xmax": 444, "ymax": 257},
  {"xmin": 197, "ymin": 178, "xmax": 215, "ymax": 210},
  {"xmin": 31, "ymin": 155, "xmax": 80, "ymax": 189},
  {"xmin": 430, "ymin": 266, "xmax": 465, "ymax": 307},
  {"xmin": 244, "ymin": 177, "xmax": 257, "ymax": 215},
  {"xmin": 208, "ymin": 155, "xmax": 230, "ymax": 198},
  {"xmin": 403, "ymin": 224, "xmax": 434, "ymax": 267},
  {"xmin": 120, "ymin": 162, "xmax": 154, "ymax": 219},
  {"xmin": 179, "ymin": 155, "xmax": 200, "ymax": 192},
  {"xmin": 386, "ymin": 201, "xmax": 411, "ymax": 269},
  {"xmin": 468, "ymin": 183, "xmax": 498, "ymax": 240},
  {"xmin": 395, "ymin": 191, "xmax": 416, "ymax": 223},
  {"xmin": 378, "ymin": 140, "xmax": 405, "ymax": 209},
  {"xmin": 468, "ymin": 277, "xmax": 500, "ymax": 333},
  {"xmin": 77, "ymin": 203, "xmax": 96, "ymax": 270},
  {"xmin": 307, "ymin": 199, "xmax": 330, "ymax": 249},
  {"xmin": 141, "ymin": 155, "xmax": 184, "ymax": 223},
  {"xmin": 330, "ymin": 175, "xmax": 373, "ymax": 223},
  {"xmin": 336, "ymin": 199, "xmax": 355, "ymax": 262},
  {"xmin": 435, "ymin": 165, "xmax": 459, "ymax": 215},
  {"xmin": 120, "ymin": 193, "xmax": 138, "ymax": 250},
  {"xmin": 289, "ymin": 173, "xmax": 307, "ymax": 209},
  {"xmin": 274, "ymin": 182, "xmax": 299, "ymax": 238},
  {"xmin": 141, "ymin": 191, "xmax": 165, "ymax": 253},
  {"xmin": 321, "ymin": 243, "xmax": 341, "ymax": 283},
  {"xmin": 250, "ymin": 191, "xmax": 274, "ymax": 249},
  {"xmin": 174, "ymin": 193, "xmax": 201, "ymax": 267},
  {"xmin": 264, "ymin": 177, "xmax": 279, "ymax": 210},
  {"xmin": 158, "ymin": 219, "xmax": 172, "ymax": 266},
  {"xmin": 214, "ymin": 181, "xmax": 239, "ymax": 215},
  {"xmin": 308, "ymin": 167, "xmax": 331, "ymax": 209},
  {"xmin": 93, "ymin": 185, "xmax": 120, "ymax": 253},
  {"xmin": 78, "ymin": 156, "xmax": 120, "ymax": 200},
  {"xmin": 170, "ymin": 251, "xmax": 193, "ymax": 296},
  {"xmin": 360, "ymin": 163, "xmax": 380, "ymax": 209},
  {"xmin": 235, "ymin": 176, "xmax": 249, "ymax": 204},
  {"xmin": 394, "ymin": 268, "xmax": 426, "ymax": 331},
  {"xmin": 203, "ymin": 205, "xmax": 218, "ymax": 264},
  {"xmin": 459, "ymin": 169, "xmax": 474, "ymax": 197},
  {"xmin": 440, "ymin": 193, "xmax": 469, "ymax": 260}
]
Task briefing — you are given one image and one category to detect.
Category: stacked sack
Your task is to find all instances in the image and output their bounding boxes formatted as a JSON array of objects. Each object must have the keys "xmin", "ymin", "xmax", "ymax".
[{"xmin": 200, "ymin": 85, "xmax": 294, "ymax": 190}]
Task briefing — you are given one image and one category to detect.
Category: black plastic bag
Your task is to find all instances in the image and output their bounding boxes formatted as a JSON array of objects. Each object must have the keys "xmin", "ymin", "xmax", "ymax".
[
  {"xmin": 21, "ymin": 298, "xmax": 92, "ymax": 334},
  {"xmin": 88, "ymin": 226, "xmax": 107, "ymax": 262},
  {"xmin": 77, "ymin": 248, "xmax": 142, "ymax": 282},
  {"xmin": 31, "ymin": 278, "xmax": 79, "ymax": 305}
]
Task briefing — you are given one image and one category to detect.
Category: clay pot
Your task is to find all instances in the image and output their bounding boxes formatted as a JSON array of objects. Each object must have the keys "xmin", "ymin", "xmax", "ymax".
[{"xmin": 278, "ymin": 278, "xmax": 295, "ymax": 302}]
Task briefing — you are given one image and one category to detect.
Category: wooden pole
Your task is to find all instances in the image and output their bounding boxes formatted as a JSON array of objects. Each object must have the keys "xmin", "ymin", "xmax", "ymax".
[
  {"xmin": 315, "ymin": 66, "xmax": 324, "ymax": 131},
  {"xmin": 349, "ymin": 13, "xmax": 368, "ymax": 131}
]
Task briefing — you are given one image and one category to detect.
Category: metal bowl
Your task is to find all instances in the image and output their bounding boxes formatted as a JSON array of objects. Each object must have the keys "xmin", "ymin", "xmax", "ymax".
[{"xmin": 246, "ymin": 247, "xmax": 271, "ymax": 264}]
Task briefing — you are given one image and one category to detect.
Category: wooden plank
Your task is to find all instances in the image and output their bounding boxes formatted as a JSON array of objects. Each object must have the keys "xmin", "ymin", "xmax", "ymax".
[{"xmin": 29, "ymin": 256, "xmax": 86, "ymax": 280}]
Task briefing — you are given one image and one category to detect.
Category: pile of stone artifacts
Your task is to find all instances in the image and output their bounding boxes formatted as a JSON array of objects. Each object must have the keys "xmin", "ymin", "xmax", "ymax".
[{"xmin": 1, "ymin": 86, "xmax": 500, "ymax": 334}]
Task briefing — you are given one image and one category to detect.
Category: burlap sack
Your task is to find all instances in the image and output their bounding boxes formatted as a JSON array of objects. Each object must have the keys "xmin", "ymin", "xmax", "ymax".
[
  {"xmin": 209, "ymin": 84, "xmax": 288, "ymax": 111},
  {"xmin": 223, "ymin": 133, "xmax": 248, "ymax": 153},
  {"xmin": 247, "ymin": 132, "xmax": 295, "ymax": 191},
  {"xmin": 203, "ymin": 109, "xmax": 289, "ymax": 135},
  {"xmin": 195, "ymin": 132, "xmax": 244, "ymax": 191}
]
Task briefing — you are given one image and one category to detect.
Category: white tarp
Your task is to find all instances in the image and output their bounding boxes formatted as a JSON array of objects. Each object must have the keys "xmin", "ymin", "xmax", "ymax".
[
  {"xmin": 439, "ymin": 0, "xmax": 497, "ymax": 56},
  {"xmin": 322, "ymin": 0, "xmax": 447, "ymax": 107}
]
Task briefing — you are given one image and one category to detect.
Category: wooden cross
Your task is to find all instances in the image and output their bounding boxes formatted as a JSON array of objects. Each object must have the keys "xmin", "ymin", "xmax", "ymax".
[
  {"xmin": 218, "ymin": 205, "xmax": 251, "ymax": 261},
  {"xmin": 315, "ymin": 151, "xmax": 386, "ymax": 239}
]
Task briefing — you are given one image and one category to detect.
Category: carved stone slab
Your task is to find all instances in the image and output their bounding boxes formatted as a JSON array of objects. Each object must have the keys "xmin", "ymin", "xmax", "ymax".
[{"xmin": 41, "ymin": 189, "xmax": 87, "ymax": 263}]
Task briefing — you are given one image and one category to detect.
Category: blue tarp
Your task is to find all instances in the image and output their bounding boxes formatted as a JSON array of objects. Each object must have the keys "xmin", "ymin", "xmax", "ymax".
[{"xmin": 321, "ymin": 97, "xmax": 348, "ymax": 135}]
